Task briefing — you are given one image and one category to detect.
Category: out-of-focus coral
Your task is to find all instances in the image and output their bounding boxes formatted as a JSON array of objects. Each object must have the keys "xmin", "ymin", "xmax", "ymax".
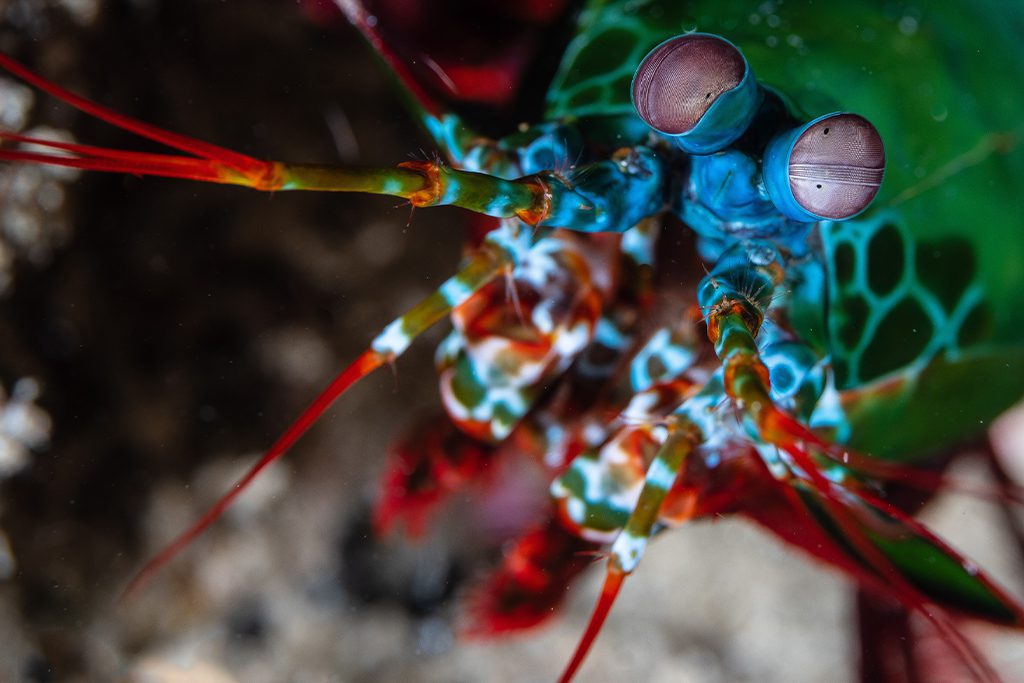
[
  {"xmin": 0, "ymin": 378, "xmax": 51, "ymax": 682},
  {"xmin": 0, "ymin": 76, "xmax": 80, "ymax": 294},
  {"xmin": 0, "ymin": 378, "xmax": 50, "ymax": 479},
  {"xmin": 0, "ymin": 378, "xmax": 51, "ymax": 578},
  {"xmin": 0, "ymin": 0, "xmax": 98, "ymax": 294},
  {"xmin": 0, "ymin": 0, "xmax": 100, "ymax": 30}
]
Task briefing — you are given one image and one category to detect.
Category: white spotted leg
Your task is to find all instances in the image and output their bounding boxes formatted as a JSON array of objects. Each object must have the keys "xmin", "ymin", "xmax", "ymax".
[{"xmin": 558, "ymin": 419, "xmax": 702, "ymax": 683}]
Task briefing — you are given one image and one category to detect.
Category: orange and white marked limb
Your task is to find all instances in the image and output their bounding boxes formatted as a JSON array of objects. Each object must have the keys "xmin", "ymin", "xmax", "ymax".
[
  {"xmin": 122, "ymin": 220, "xmax": 531, "ymax": 599},
  {"xmin": 558, "ymin": 418, "xmax": 703, "ymax": 683}
]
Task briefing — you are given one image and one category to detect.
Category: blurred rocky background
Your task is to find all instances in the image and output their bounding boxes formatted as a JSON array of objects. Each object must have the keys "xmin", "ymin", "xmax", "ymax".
[{"xmin": 0, "ymin": 1, "xmax": 1021, "ymax": 682}]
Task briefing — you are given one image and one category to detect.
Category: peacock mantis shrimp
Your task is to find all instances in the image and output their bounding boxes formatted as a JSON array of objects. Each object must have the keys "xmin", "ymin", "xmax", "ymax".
[{"xmin": 2, "ymin": 0, "xmax": 1024, "ymax": 681}]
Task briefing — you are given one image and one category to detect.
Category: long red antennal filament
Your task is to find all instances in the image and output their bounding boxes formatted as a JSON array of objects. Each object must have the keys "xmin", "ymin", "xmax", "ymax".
[
  {"xmin": 0, "ymin": 53, "xmax": 553, "ymax": 220},
  {"xmin": 0, "ymin": 48, "xmax": 547, "ymax": 602},
  {"xmin": 0, "ymin": 52, "xmax": 265, "ymax": 175},
  {"xmin": 0, "ymin": 135, "xmax": 241, "ymax": 185},
  {"xmin": 333, "ymin": 0, "xmax": 444, "ymax": 118}
]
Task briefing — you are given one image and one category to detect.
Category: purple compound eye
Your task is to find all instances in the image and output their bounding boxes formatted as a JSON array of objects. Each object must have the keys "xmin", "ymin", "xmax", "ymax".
[
  {"xmin": 765, "ymin": 113, "xmax": 886, "ymax": 221},
  {"xmin": 789, "ymin": 114, "xmax": 885, "ymax": 219},
  {"xmin": 632, "ymin": 33, "xmax": 759, "ymax": 153}
]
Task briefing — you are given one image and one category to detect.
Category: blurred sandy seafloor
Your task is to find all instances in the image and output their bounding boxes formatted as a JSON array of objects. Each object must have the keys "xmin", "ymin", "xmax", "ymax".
[{"xmin": 0, "ymin": 1, "xmax": 1022, "ymax": 682}]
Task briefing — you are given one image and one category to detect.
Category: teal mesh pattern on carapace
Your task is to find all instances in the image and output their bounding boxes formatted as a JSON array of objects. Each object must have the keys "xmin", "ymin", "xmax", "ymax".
[
  {"xmin": 821, "ymin": 212, "xmax": 991, "ymax": 387},
  {"xmin": 546, "ymin": 2, "xmax": 693, "ymax": 120}
]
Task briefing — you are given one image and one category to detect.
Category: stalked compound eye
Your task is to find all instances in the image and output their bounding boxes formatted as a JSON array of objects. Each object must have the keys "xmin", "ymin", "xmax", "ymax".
[
  {"xmin": 763, "ymin": 113, "xmax": 885, "ymax": 222},
  {"xmin": 631, "ymin": 33, "xmax": 760, "ymax": 154}
]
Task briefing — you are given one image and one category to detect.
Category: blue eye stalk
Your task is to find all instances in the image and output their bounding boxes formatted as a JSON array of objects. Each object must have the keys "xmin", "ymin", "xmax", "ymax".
[
  {"xmin": 763, "ymin": 112, "xmax": 886, "ymax": 222},
  {"xmin": 634, "ymin": 33, "xmax": 886, "ymax": 227},
  {"xmin": 631, "ymin": 33, "xmax": 761, "ymax": 155}
]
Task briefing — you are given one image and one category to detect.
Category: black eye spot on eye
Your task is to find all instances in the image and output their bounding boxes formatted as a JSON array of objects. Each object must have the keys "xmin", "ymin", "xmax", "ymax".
[
  {"xmin": 787, "ymin": 113, "xmax": 885, "ymax": 220},
  {"xmin": 632, "ymin": 34, "xmax": 746, "ymax": 135}
]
